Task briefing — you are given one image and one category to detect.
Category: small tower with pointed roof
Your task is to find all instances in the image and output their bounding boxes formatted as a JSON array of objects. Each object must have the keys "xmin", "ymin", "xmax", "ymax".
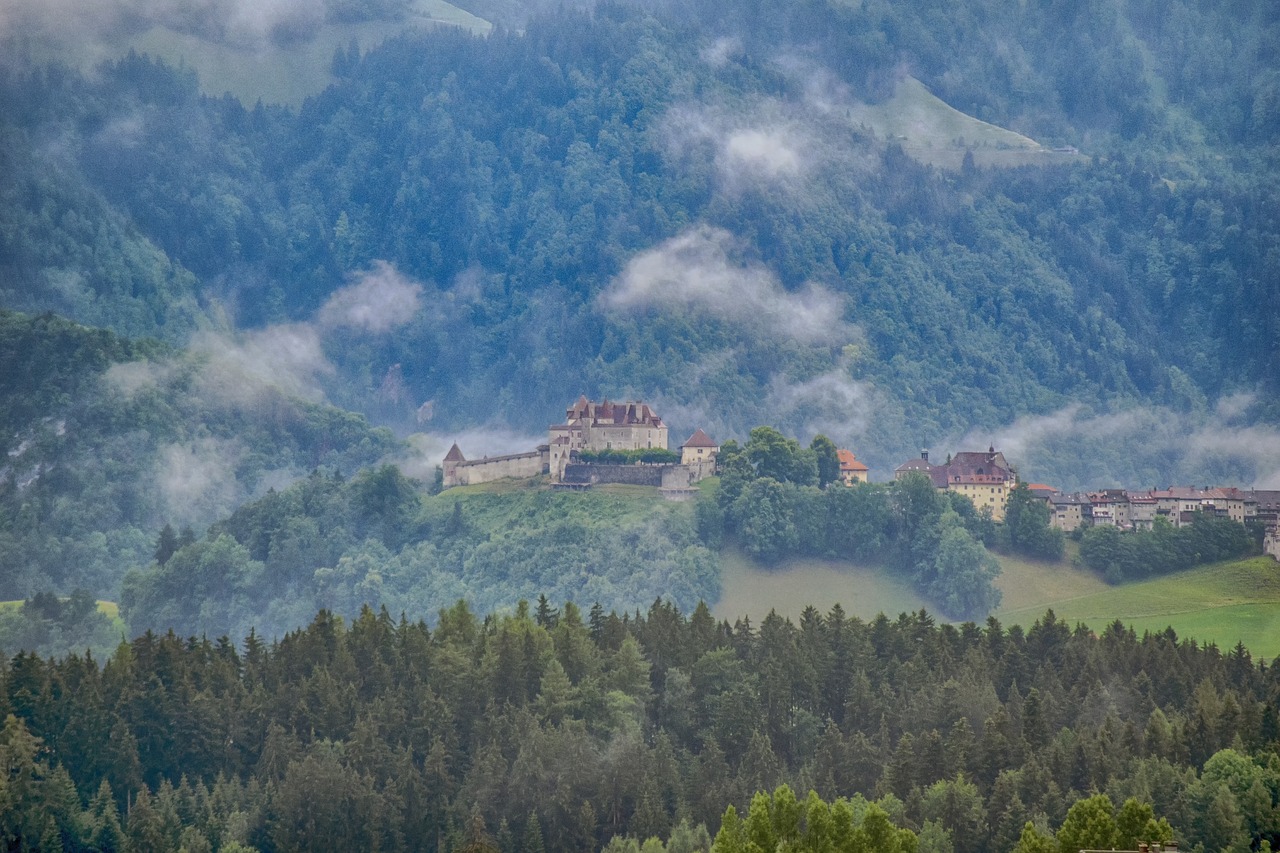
[
  {"xmin": 442, "ymin": 442, "xmax": 466, "ymax": 487},
  {"xmin": 680, "ymin": 429, "xmax": 718, "ymax": 466}
]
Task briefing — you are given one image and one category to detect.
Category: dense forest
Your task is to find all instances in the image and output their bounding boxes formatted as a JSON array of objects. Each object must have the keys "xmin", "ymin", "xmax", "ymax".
[
  {"xmin": 1, "ymin": 602, "xmax": 1278, "ymax": 852},
  {"xmin": 1, "ymin": 0, "xmax": 1278, "ymax": 488}
]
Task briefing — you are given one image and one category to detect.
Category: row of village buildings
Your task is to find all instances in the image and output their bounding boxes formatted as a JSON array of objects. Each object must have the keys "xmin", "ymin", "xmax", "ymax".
[
  {"xmin": 441, "ymin": 397, "xmax": 1280, "ymax": 557},
  {"xmin": 892, "ymin": 449, "xmax": 1280, "ymax": 534}
]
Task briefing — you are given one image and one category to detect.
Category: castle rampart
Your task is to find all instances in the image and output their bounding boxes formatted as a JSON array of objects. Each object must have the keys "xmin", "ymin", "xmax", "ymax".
[{"xmin": 443, "ymin": 448, "xmax": 548, "ymax": 487}]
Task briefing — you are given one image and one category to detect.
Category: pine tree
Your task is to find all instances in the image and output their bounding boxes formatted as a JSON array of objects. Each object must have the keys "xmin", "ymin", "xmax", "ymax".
[{"xmin": 522, "ymin": 812, "xmax": 546, "ymax": 853}]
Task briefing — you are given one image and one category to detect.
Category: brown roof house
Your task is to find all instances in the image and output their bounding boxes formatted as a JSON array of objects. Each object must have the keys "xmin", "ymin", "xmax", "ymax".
[
  {"xmin": 895, "ymin": 447, "xmax": 1019, "ymax": 520},
  {"xmin": 837, "ymin": 449, "xmax": 870, "ymax": 485}
]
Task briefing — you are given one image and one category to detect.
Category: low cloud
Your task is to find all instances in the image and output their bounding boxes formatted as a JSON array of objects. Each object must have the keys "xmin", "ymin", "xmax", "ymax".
[
  {"xmin": 318, "ymin": 261, "xmax": 423, "ymax": 333},
  {"xmin": 155, "ymin": 437, "xmax": 245, "ymax": 528},
  {"xmin": 400, "ymin": 428, "xmax": 548, "ymax": 480},
  {"xmin": 103, "ymin": 359, "xmax": 179, "ymax": 398},
  {"xmin": 700, "ymin": 36, "xmax": 743, "ymax": 68},
  {"xmin": 662, "ymin": 104, "xmax": 809, "ymax": 192},
  {"xmin": 601, "ymin": 225, "xmax": 855, "ymax": 345},
  {"xmin": 723, "ymin": 128, "xmax": 803, "ymax": 180},
  {"xmin": 765, "ymin": 368, "xmax": 879, "ymax": 445},
  {"xmin": 961, "ymin": 399, "xmax": 1280, "ymax": 491},
  {"xmin": 191, "ymin": 323, "xmax": 332, "ymax": 406},
  {"xmin": 1, "ymin": 0, "xmax": 335, "ymax": 53}
]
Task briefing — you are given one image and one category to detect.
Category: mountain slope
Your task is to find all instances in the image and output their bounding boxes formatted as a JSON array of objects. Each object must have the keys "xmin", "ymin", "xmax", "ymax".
[
  {"xmin": 0, "ymin": 310, "xmax": 398, "ymax": 598},
  {"xmin": 0, "ymin": 0, "xmax": 1277, "ymax": 489}
]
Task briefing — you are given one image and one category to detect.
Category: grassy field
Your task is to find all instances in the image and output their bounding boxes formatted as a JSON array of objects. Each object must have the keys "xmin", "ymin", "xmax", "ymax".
[
  {"xmin": 10, "ymin": 0, "xmax": 490, "ymax": 108},
  {"xmin": 128, "ymin": 0, "xmax": 491, "ymax": 106},
  {"xmin": 434, "ymin": 479, "xmax": 685, "ymax": 531},
  {"xmin": 1, "ymin": 599, "xmax": 125, "ymax": 624},
  {"xmin": 714, "ymin": 546, "xmax": 928, "ymax": 624},
  {"xmin": 713, "ymin": 538, "xmax": 1280, "ymax": 659},
  {"xmin": 997, "ymin": 556, "xmax": 1280, "ymax": 659},
  {"xmin": 849, "ymin": 77, "xmax": 1085, "ymax": 170}
]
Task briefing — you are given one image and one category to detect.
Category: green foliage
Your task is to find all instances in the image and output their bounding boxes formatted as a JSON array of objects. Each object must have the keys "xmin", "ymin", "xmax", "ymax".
[
  {"xmin": 0, "ymin": 599, "xmax": 1256, "ymax": 853},
  {"xmin": 1078, "ymin": 512, "xmax": 1254, "ymax": 582},
  {"xmin": 1002, "ymin": 485, "xmax": 1065, "ymax": 561},
  {"xmin": 711, "ymin": 786, "xmax": 918, "ymax": 853},
  {"xmin": 578, "ymin": 448, "xmax": 681, "ymax": 465},
  {"xmin": 715, "ymin": 435, "xmax": 1001, "ymax": 620},
  {"xmin": 1, "ymin": 0, "xmax": 1278, "ymax": 494},
  {"xmin": 0, "ymin": 310, "xmax": 397, "ymax": 618},
  {"xmin": 125, "ymin": 478, "xmax": 719, "ymax": 639}
]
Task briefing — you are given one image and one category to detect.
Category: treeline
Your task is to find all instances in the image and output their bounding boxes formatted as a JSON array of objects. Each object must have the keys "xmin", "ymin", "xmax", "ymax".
[
  {"xmin": 2, "ymin": 602, "xmax": 1279, "ymax": 851},
  {"xmin": 122, "ymin": 470, "xmax": 718, "ymax": 640},
  {"xmin": 696, "ymin": 786, "xmax": 1172, "ymax": 853},
  {"xmin": 1078, "ymin": 514, "xmax": 1255, "ymax": 582},
  {"xmin": 701, "ymin": 427, "xmax": 1003, "ymax": 620}
]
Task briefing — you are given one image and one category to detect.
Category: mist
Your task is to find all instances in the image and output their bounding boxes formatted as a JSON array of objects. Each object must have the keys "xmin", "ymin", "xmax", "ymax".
[
  {"xmin": 958, "ymin": 396, "xmax": 1280, "ymax": 491},
  {"xmin": 600, "ymin": 225, "xmax": 857, "ymax": 346}
]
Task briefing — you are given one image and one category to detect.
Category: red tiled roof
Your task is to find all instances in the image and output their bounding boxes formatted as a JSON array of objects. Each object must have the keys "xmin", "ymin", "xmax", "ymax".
[
  {"xmin": 443, "ymin": 443, "xmax": 465, "ymax": 462},
  {"xmin": 837, "ymin": 449, "xmax": 869, "ymax": 471},
  {"xmin": 682, "ymin": 428, "xmax": 717, "ymax": 448},
  {"xmin": 566, "ymin": 398, "xmax": 665, "ymax": 428}
]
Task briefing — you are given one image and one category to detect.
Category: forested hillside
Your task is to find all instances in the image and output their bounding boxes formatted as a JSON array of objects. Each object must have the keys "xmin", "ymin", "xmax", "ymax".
[
  {"xmin": 0, "ymin": 310, "xmax": 397, "ymax": 599},
  {"xmin": 1, "ymin": 603, "xmax": 1277, "ymax": 852},
  {"xmin": 120, "ymin": 473, "xmax": 719, "ymax": 641},
  {"xmin": 1, "ymin": 0, "xmax": 1278, "ymax": 487}
]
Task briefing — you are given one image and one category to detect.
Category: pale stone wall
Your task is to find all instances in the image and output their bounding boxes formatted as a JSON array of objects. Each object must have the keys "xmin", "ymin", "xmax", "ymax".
[
  {"xmin": 446, "ymin": 450, "xmax": 546, "ymax": 487},
  {"xmin": 1266, "ymin": 526, "xmax": 1280, "ymax": 561}
]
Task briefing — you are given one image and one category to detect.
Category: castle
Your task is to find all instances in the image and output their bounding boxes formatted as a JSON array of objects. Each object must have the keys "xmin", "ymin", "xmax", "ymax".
[{"xmin": 442, "ymin": 397, "xmax": 718, "ymax": 495}]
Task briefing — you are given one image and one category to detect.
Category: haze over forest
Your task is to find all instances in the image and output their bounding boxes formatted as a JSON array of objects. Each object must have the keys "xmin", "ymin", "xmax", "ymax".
[
  {"xmin": 3, "ymin": 2, "xmax": 1280, "ymax": 851},
  {"xmin": 3, "ymin": 0, "xmax": 1278, "ymax": 483}
]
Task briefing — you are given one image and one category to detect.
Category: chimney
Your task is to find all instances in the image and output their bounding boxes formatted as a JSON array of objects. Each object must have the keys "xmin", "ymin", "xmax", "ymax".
[{"xmin": 921, "ymin": 449, "xmax": 929, "ymax": 462}]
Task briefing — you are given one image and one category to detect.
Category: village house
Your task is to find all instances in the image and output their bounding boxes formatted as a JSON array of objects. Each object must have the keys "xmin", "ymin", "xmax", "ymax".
[
  {"xmin": 837, "ymin": 449, "xmax": 870, "ymax": 485},
  {"xmin": 894, "ymin": 447, "xmax": 1018, "ymax": 521},
  {"xmin": 1126, "ymin": 492, "xmax": 1158, "ymax": 530},
  {"xmin": 680, "ymin": 428, "xmax": 719, "ymax": 466},
  {"xmin": 1049, "ymin": 492, "xmax": 1091, "ymax": 532},
  {"xmin": 1249, "ymin": 490, "xmax": 1280, "ymax": 527},
  {"xmin": 1088, "ymin": 489, "xmax": 1131, "ymax": 528}
]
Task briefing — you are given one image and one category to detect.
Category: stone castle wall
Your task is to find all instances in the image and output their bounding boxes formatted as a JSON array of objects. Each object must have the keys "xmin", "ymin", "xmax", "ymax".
[
  {"xmin": 560, "ymin": 461, "xmax": 714, "ymax": 490},
  {"xmin": 445, "ymin": 450, "xmax": 546, "ymax": 487},
  {"xmin": 562, "ymin": 462, "xmax": 665, "ymax": 487}
]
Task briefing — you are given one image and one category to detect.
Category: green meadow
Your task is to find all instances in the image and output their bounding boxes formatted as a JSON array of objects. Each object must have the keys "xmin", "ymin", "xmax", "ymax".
[
  {"xmin": 713, "ymin": 546, "xmax": 929, "ymax": 624},
  {"xmin": 713, "ymin": 537, "xmax": 1280, "ymax": 659},
  {"xmin": 997, "ymin": 555, "xmax": 1280, "ymax": 659},
  {"xmin": 127, "ymin": 0, "xmax": 491, "ymax": 107},
  {"xmin": 850, "ymin": 76, "xmax": 1086, "ymax": 170},
  {"xmin": 11, "ymin": 0, "xmax": 490, "ymax": 108}
]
